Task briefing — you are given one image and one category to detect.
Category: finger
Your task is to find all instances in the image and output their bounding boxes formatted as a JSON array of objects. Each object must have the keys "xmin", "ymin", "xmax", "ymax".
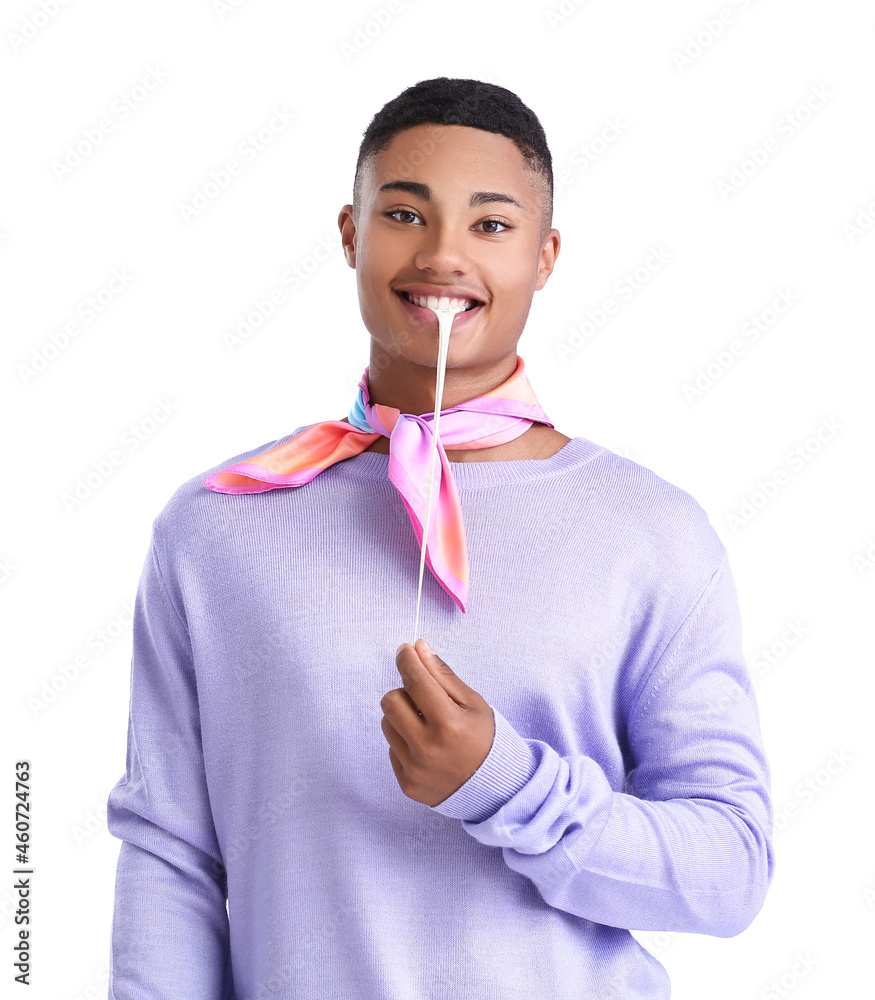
[
  {"xmin": 395, "ymin": 643, "xmax": 456, "ymax": 720},
  {"xmin": 395, "ymin": 639, "xmax": 467, "ymax": 721},
  {"xmin": 382, "ymin": 686, "xmax": 425, "ymax": 726},
  {"xmin": 410, "ymin": 640, "xmax": 472, "ymax": 709},
  {"xmin": 380, "ymin": 713, "xmax": 412, "ymax": 760},
  {"xmin": 387, "ymin": 746, "xmax": 404, "ymax": 784}
]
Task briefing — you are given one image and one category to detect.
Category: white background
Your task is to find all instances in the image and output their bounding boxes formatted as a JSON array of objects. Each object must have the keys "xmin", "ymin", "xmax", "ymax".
[{"xmin": 2, "ymin": 0, "xmax": 874, "ymax": 997}]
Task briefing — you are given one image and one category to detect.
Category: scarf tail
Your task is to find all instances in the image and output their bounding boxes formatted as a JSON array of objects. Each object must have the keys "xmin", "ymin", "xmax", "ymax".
[{"xmin": 202, "ymin": 357, "xmax": 550, "ymax": 616}]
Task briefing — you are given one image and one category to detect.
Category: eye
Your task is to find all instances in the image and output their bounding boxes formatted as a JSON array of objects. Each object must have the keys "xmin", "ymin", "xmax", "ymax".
[
  {"xmin": 476, "ymin": 218, "xmax": 512, "ymax": 234},
  {"xmin": 384, "ymin": 210, "xmax": 513, "ymax": 233},
  {"xmin": 386, "ymin": 209, "xmax": 423, "ymax": 225}
]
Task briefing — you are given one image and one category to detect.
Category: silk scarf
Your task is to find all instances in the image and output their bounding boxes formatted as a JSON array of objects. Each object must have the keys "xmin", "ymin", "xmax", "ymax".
[{"xmin": 203, "ymin": 355, "xmax": 553, "ymax": 612}]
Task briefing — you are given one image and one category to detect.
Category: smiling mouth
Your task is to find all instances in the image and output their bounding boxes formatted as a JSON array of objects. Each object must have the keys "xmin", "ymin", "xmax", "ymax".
[{"xmin": 397, "ymin": 290, "xmax": 483, "ymax": 312}]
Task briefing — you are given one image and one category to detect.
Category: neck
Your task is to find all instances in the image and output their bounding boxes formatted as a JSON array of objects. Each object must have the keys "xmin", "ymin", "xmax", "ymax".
[
  {"xmin": 365, "ymin": 350, "xmax": 519, "ymax": 416},
  {"xmin": 342, "ymin": 347, "xmax": 572, "ymax": 462}
]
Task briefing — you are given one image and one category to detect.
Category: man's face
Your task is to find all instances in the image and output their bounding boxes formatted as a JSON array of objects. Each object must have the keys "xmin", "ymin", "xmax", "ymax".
[{"xmin": 338, "ymin": 124, "xmax": 560, "ymax": 384}]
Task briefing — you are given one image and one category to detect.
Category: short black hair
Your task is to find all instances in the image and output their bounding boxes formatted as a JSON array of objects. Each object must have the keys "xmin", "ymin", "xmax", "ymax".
[{"xmin": 352, "ymin": 77, "xmax": 553, "ymax": 244}]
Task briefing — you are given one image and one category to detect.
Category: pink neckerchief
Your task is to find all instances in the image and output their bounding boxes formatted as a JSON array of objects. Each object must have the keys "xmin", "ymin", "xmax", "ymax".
[{"xmin": 203, "ymin": 355, "xmax": 553, "ymax": 612}]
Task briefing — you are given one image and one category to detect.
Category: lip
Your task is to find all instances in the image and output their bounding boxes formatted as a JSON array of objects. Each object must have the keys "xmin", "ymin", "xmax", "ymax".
[
  {"xmin": 394, "ymin": 284, "xmax": 486, "ymax": 304},
  {"xmin": 394, "ymin": 289, "xmax": 485, "ymax": 330}
]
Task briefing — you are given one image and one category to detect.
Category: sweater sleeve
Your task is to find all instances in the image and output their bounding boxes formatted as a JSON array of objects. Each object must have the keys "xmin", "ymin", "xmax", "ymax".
[
  {"xmin": 430, "ymin": 550, "xmax": 775, "ymax": 937},
  {"xmin": 105, "ymin": 525, "xmax": 234, "ymax": 999}
]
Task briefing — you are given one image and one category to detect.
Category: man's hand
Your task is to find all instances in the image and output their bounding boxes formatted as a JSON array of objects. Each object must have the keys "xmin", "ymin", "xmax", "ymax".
[{"xmin": 380, "ymin": 639, "xmax": 496, "ymax": 807}]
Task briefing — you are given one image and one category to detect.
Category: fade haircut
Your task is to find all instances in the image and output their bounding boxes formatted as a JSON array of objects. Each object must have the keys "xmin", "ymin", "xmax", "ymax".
[{"xmin": 352, "ymin": 77, "xmax": 553, "ymax": 245}]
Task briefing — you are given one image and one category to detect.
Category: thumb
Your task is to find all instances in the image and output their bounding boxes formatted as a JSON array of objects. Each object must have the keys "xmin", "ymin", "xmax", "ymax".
[
  {"xmin": 415, "ymin": 638, "xmax": 443, "ymax": 664},
  {"xmin": 414, "ymin": 639, "xmax": 467, "ymax": 694},
  {"xmin": 415, "ymin": 638, "xmax": 455, "ymax": 678}
]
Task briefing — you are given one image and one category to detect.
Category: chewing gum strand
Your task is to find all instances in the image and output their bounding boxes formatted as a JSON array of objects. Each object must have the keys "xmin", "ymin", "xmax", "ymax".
[{"xmin": 411, "ymin": 302, "xmax": 466, "ymax": 643}]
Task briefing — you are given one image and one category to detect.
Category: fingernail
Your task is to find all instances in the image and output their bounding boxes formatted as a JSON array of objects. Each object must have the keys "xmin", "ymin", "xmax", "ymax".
[
  {"xmin": 396, "ymin": 644, "xmax": 405, "ymax": 654},
  {"xmin": 422, "ymin": 640, "xmax": 434, "ymax": 654}
]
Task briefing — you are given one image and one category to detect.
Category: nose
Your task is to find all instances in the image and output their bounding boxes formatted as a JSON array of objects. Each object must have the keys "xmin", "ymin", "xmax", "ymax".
[{"xmin": 411, "ymin": 221, "xmax": 471, "ymax": 274}]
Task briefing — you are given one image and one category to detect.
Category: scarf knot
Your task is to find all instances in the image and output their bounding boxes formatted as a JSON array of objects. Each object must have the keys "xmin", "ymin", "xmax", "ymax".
[{"xmin": 203, "ymin": 356, "xmax": 552, "ymax": 612}]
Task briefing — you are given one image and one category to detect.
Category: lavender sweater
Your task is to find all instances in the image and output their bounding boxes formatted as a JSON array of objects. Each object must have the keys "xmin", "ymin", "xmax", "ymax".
[{"xmin": 106, "ymin": 425, "xmax": 774, "ymax": 999}]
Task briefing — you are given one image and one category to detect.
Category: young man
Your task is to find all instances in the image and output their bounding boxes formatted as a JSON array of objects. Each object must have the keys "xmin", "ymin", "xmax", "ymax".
[{"xmin": 105, "ymin": 78, "xmax": 774, "ymax": 999}]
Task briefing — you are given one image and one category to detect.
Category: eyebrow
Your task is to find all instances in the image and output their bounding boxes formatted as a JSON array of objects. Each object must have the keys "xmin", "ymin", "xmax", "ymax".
[{"xmin": 377, "ymin": 180, "xmax": 523, "ymax": 210}]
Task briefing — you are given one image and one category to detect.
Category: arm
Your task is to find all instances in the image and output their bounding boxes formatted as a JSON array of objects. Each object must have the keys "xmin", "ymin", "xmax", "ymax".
[
  {"xmin": 430, "ymin": 551, "xmax": 775, "ymax": 937},
  {"xmin": 106, "ymin": 524, "xmax": 233, "ymax": 999}
]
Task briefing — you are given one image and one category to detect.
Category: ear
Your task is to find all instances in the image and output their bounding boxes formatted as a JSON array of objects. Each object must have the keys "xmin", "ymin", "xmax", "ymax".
[
  {"xmin": 535, "ymin": 229, "xmax": 561, "ymax": 289},
  {"xmin": 338, "ymin": 204, "xmax": 357, "ymax": 267}
]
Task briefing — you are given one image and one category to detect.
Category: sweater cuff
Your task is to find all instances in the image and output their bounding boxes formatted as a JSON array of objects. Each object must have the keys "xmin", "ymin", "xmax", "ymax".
[{"xmin": 430, "ymin": 708, "xmax": 538, "ymax": 823}]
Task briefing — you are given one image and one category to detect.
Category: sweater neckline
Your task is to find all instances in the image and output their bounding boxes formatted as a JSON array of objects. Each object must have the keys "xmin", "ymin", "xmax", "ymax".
[{"xmin": 287, "ymin": 425, "xmax": 602, "ymax": 486}]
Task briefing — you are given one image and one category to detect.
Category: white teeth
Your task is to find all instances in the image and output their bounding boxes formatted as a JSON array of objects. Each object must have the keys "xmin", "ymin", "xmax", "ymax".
[{"xmin": 404, "ymin": 291, "xmax": 478, "ymax": 311}]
